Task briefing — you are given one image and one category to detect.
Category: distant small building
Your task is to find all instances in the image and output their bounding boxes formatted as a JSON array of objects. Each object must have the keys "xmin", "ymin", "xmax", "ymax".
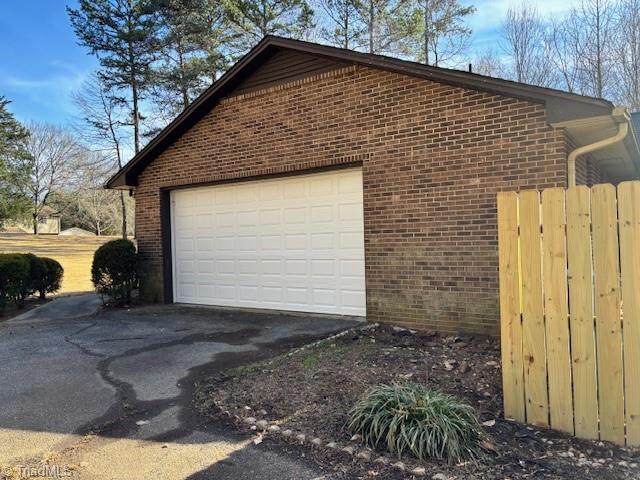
[
  {"xmin": 60, "ymin": 227, "xmax": 95, "ymax": 236},
  {"xmin": 36, "ymin": 206, "xmax": 61, "ymax": 235}
]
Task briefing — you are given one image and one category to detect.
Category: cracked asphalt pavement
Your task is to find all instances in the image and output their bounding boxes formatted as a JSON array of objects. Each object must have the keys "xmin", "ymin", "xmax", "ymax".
[{"xmin": 0, "ymin": 294, "xmax": 358, "ymax": 479}]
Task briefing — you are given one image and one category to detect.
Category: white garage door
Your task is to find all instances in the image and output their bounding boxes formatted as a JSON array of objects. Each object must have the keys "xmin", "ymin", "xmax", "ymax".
[{"xmin": 171, "ymin": 168, "xmax": 366, "ymax": 316}]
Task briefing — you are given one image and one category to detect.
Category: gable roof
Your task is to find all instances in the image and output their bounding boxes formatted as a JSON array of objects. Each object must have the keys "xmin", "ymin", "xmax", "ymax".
[
  {"xmin": 107, "ymin": 35, "xmax": 621, "ymax": 189},
  {"xmin": 38, "ymin": 205, "xmax": 60, "ymax": 217}
]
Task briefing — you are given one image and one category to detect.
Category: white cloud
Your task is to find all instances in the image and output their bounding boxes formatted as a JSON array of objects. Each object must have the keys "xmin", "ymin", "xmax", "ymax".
[
  {"xmin": 467, "ymin": 0, "xmax": 574, "ymax": 51},
  {"xmin": 0, "ymin": 63, "xmax": 90, "ymax": 124}
]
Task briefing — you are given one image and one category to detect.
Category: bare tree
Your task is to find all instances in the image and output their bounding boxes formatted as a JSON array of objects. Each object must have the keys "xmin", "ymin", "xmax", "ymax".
[
  {"xmin": 471, "ymin": 49, "xmax": 506, "ymax": 78},
  {"xmin": 72, "ymin": 73, "xmax": 130, "ymax": 238},
  {"xmin": 613, "ymin": 0, "xmax": 640, "ymax": 109},
  {"xmin": 21, "ymin": 122, "xmax": 80, "ymax": 234},
  {"xmin": 500, "ymin": 3, "xmax": 553, "ymax": 86},
  {"xmin": 547, "ymin": 17, "xmax": 582, "ymax": 93},
  {"xmin": 568, "ymin": 0, "xmax": 618, "ymax": 98},
  {"xmin": 75, "ymin": 156, "xmax": 122, "ymax": 235}
]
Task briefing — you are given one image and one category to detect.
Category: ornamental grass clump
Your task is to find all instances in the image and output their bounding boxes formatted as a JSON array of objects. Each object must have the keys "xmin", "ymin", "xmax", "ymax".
[{"xmin": 348, "ymin": 383, "xmax": 484, "ymax": 464}]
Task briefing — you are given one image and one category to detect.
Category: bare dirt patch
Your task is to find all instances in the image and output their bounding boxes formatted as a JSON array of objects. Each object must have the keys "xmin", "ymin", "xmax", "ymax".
[{"xmin": 196, "ymin": 324, "xmax": 640, "ymax": 479}]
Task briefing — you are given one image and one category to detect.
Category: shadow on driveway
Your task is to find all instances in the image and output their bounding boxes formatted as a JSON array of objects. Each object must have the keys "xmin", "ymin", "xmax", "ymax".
[{"xmin": 0, "ymin": 295, "xmax": 358, "ymax": 479}]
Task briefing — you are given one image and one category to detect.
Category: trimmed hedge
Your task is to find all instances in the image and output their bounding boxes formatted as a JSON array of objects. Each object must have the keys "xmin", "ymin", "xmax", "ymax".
[
  {"xmin": 34, "ymin": 257, "xmax": 64, "ymax": 299},
  {"xmin": 0, "ymin": 253, "xmax": 63, "ymax": 310},
  {"xmin": 91, "ymin": 239, "xmax": 138, "ymax": 304}
]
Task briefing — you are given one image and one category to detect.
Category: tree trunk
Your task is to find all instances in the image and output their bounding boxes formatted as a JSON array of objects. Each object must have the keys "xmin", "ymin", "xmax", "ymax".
[
  {"xmin": 120, "ymin": 191, "xmax": 127, "ymax": 238},
  {"xmin": 343, "ymin": 3, "xmax": 350, "ymax": 49},
  {"xmin": 423, "ymin": 0, "xmax": 429, "ymax": 65},
  {"xmin": 132, "ymin": 79, "xmax": 140, "ymax": 154},
  {"xmin": 33, "ymin": 195, "xmax": 38, "ymax": 234},
  {"xmin": 177, "ymin": 41, "xmax": 190, "ymax": 109},
  {"xmin": 368, "ymin": 0, "xmax": 374, "ymax": 53}
]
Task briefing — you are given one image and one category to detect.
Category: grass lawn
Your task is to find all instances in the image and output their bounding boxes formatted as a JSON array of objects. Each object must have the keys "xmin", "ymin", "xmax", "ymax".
[{"xmin": 0, "ymin": 233, "xmax": 118, "ymax": 294}]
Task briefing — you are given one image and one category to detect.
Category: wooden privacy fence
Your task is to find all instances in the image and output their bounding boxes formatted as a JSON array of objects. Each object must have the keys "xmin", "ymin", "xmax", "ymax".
[{"xmin": 497, "ymin": 182, "xmax": 640, "ymax": 446}]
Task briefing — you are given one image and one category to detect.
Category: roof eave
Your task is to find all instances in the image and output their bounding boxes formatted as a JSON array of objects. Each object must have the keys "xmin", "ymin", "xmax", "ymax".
[{"xmin": 105, "ymin": 35, "xmax": 617, "ymax": 190}]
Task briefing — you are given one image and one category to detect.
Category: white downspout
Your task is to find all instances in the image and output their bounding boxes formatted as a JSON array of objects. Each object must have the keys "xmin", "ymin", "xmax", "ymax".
[{"xmin": 567, "ymin": 107, "xmax": 630, "ymax": 187}]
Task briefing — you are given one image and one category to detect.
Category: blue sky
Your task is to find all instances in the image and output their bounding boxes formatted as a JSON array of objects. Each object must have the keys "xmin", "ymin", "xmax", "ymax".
[
  {"xmin": 0, "ymin": 1, "xmax": 97, "ymax": 125},
  {"xmin": 0, "ymin": 0, "xmax": 573, "ymax": 126}
]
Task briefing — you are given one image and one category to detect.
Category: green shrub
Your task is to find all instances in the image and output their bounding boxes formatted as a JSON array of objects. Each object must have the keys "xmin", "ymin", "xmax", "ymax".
[
  {"xmin": 91, "ymin": 239, "xmax": 138, "ymax": 304},
  {"xmin": 34, "ymin": 257, "xmax": 63, "ymax": 299},
  {"xmin": 347, "ymin": 383, "xmax": 484, "ymax": 464},
  {"xmin": 0, "ymin": 253, "xmax": 31, "ymax": 308},
  {"xmin": 25, "ymin": 253, "xmax": 44, "ymax": 298}
]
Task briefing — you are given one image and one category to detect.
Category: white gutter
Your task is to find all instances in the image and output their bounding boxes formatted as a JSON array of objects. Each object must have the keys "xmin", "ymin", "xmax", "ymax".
[{"xmin": 567, "ymin": 106, "xmax": 630, "ymax": 188}]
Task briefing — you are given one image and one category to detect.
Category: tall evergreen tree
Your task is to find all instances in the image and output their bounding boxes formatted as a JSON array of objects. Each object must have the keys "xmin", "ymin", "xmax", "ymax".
[
  {"xmin": 355, "ymin": 0, "xmax": 414, "ymax": 54},
  {"xmin": 406, "ymin": 0, "xmax": 475, "ymax": 66},
  {"xmin": 68, "ymin": 0, "xmax": 160, "ymax": 154},
  {"xmin": 0, "ymin": 97, "xmax": 30, "ymax": 226},
  {"xmin": 223, "ymin": 0, "xmax": 314, "ymax": 49},
  {"xmin": 152, "ymin": 0, "xmax": 232, "ymax": 114},
  {"xmin": 318, "ymin": 0, "xmax": 366, "ymax": 49}
]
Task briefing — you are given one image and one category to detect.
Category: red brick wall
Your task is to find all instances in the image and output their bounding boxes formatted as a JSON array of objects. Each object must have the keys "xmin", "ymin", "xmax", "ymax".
[{"xmin": 135, "ymin": 65, "xmax": 569, "ymax": 335}]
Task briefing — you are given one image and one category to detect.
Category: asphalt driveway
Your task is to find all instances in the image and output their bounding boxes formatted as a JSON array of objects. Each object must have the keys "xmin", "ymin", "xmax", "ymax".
[{"xmin": 0, "ymin": 295, "xmax": 358, "ymax": 479}]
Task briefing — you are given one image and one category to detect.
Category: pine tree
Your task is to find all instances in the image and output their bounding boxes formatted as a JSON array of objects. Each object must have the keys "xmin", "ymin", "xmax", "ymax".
[
  {"xmin": 68, "ymin": 0, "xmax": 160, "ymax": 154},
  {"xmin": 223, "ymin": 0, "xmax": 315, "ymax": 49},
  {"xmin": 0, "ymin": 97, "xmax": 30, "ymax": 226},
  {"xmin": 152, "ymin": 0, "xmax": 233, "ymax": 114},
  {"xmin": 356, "ymin": 0, "xmax": 414, "ymax": 54},
  {"xmin": 406, "ymin": 0, "xmax": 475, "ymax": 66},
  {"xmin": 318, "ymin": 0, "xmax": 366, "ymax": 50}
]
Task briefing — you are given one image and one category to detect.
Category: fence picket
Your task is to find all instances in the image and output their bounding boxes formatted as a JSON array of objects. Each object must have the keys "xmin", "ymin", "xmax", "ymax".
[
  {"xmin": 497, "ymin": 191, "xmax": 525, "ymax": 422},
  {"xmin": 497, "ymin": 182, "xmax": 640, "ymax": 446},
  {"xmin": 618, "ymin": 181, "xmax": 640, "ymax": 446},
  {"xmin": 591, "ymin": 184, "xmax": 625, "ymax": 444},
  {"xmin": 519, "ymin": 190, "xmax": 549, "ymax": 427},
  {"xmin": 541, "ymin": 188, "xmax": 573, "ymax": 434},
  {"xmin": 566, "ymin": 186, "xmax": 598, "ymax": 439}
]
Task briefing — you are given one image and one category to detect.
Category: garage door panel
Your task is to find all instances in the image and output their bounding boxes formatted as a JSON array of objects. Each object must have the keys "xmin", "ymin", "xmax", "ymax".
[
  {"xmin": 310, "ymin": 205, "xmax": 333, "ymax": 223},
  {"xmin": 283, "ymin": 180, "xmax": 306, "ymax": 199},
  {"xmin": 260, "ymin": 209, "xmax": 282, "ymax": 225},
  {"xmin": 339, "ymin": 202, "xmax": 363, "ymax": 221},
  {"xmin": 171, "ymin": 168, "xmax": 365, "ymax": 316},
  {"xmin": 340, "ymin": 259, "xmax": 365, "ymax": 277},
  {"xmin": 284, "ymin": 207, "xmax": 306, "ymax": 224}
]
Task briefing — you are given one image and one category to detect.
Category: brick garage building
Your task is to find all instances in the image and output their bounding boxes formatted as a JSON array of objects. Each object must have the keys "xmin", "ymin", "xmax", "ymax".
[{"xmin": 108, "ymin": 36, "xmax": 640, "ymax": 335}]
